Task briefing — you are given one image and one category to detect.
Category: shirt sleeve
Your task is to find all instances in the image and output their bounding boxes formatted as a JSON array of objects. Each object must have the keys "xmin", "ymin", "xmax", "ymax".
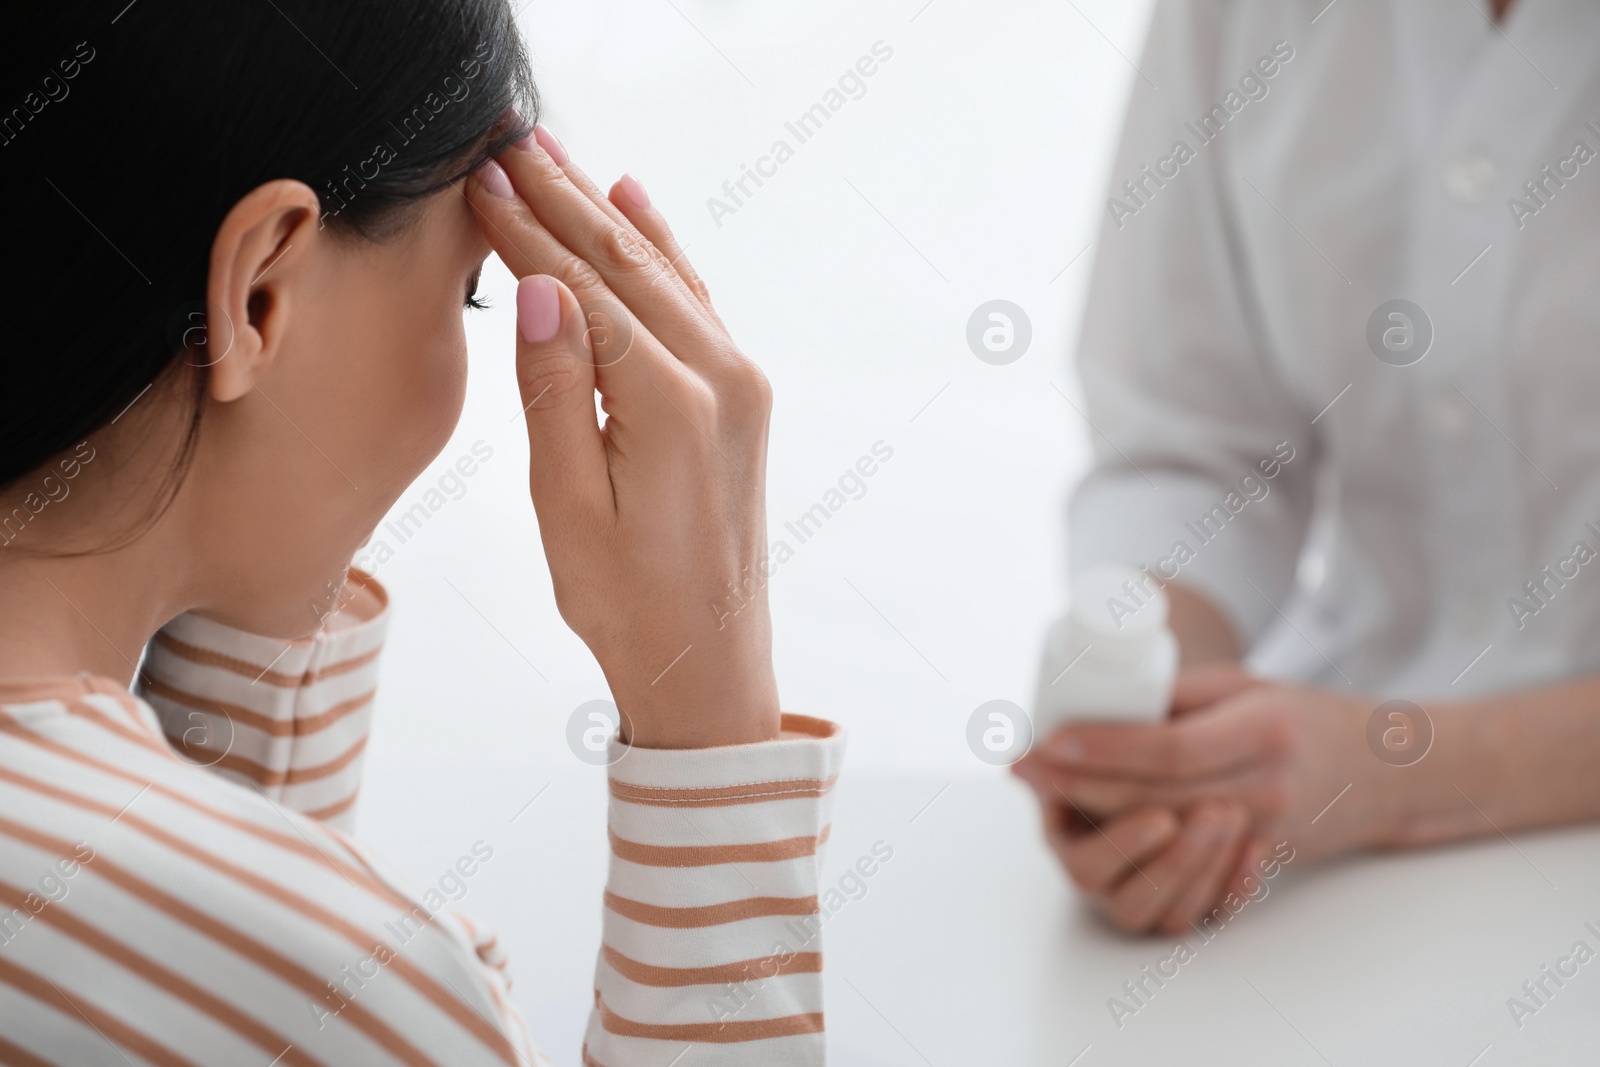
[
  {"xmin": 1067, "ymin": 0, "xmax": 1316, "ymax": 645},
  {"xmin": 584, "ymin": 714, "xmax": 845, "ymax": 1067},
  {"xmin": 134, "ymin": 567, "xmax": 388, "ymax": 831},
  {"xmin": 130, "ymin": 573, "xmax": 847, "ymax": 1065}
]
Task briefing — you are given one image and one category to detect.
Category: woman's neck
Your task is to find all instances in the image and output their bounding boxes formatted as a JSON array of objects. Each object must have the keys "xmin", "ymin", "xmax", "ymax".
[{"xmin": 0, "ymin": 532, "xmax": 190, "ymax": 688}]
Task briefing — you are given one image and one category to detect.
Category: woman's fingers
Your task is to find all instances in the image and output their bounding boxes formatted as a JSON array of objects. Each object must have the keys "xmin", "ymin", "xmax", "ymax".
[
  {"xmin": 494, "ymin": 134, "xmax": 739, "ymax": 374},
  {"xmin": 607, "ymin": 172, "xmax": 724, "ymax": 326},
  {"xmin": 1047, "ymin": 805, "xmax": 1180, "ymax": 895},
  {"xmin": 521, "ymin": 126, "xmax": 716, "ymax": 317},
  {"xmin": 1156, "ymin": 804, "xmax": 1250, "ymax": 933},
  {"xmin": 532, "ymin": 131, "xmax": 719, "ymax": 329},
  {"xmin": 466, "ymin": 160, "xmax": 675, "ymax": 403},
  {"xmin": 1099, "ymin": 802, "xmax": 1238, "ymax": 933},
  {"xmin": 507, "ymin": 276, "xmax": 609, "ymax": 515},
  {"xmin": 523, "ymin": 127, "xmax": 707, "ymax": 308}
]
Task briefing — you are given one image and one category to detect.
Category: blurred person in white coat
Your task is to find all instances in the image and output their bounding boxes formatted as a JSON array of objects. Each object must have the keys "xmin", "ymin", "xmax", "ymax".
[{"xmin": 1014, "ymin": 0, "xmax": 1600, "ymax": 933}]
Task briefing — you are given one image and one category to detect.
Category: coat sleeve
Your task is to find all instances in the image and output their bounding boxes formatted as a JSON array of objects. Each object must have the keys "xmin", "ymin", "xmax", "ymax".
[{"xmin": 1067, "ymin": 0, "xmax": 1316, "ymax": 645}]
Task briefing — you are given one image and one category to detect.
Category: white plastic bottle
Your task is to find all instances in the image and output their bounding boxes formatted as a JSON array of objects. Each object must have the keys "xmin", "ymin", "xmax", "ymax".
[{"xmin": 1032, "ymin": 564, "xmax": 1178, "ymax": 732}]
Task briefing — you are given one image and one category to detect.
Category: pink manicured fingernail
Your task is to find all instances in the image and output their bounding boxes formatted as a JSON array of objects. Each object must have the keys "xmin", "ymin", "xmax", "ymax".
[
  {"xmin": 618, "ymin": 173, "xmax": 650, "ymax": 209},
  {"xmin": 517, "ymin": 276, "xmax": 561, "ymax": 343},
  {"xmin": 476, "ymin": 160, "xmax": 514, "ymax": 199},
  {"xmin": 534, "ymin": 124, "xmax": 570, "ymax": 166}
]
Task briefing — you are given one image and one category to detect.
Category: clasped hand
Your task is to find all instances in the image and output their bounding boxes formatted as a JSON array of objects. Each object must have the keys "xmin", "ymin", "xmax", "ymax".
[{"xmin": 1014, "ymin": 665, "xmax": 1399, "ymax": 933}]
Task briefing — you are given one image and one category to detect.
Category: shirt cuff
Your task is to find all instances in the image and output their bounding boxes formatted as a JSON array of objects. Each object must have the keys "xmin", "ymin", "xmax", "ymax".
[{"xmin": 583, "ymin": 714, "xmax": 844, "ymax": 1067}]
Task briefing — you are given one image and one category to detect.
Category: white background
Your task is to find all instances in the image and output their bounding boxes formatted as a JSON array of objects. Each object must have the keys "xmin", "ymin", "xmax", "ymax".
[
  {"xmin": 355, "ymin": 0, "xmax": 1160, "ymax": 1060},
  {"xmin": 364, "ymin": 0, "xmax": 1158, "ymax": 776}
]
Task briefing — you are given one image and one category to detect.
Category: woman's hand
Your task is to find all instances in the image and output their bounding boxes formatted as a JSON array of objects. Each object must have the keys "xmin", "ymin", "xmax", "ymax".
[
  {"xmin": 1015, "ymin": 665, "xmax": 1403, "ymax": 932},
  {"xmin": 465, "ymin": 126, "xmax": 779, "ymax": 750}
]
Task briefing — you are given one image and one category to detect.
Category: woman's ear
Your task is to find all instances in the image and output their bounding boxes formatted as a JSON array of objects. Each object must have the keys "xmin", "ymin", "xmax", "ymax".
[{"xmin": 203, "ymin": 180, "xmax": 324, "ymax": 403}]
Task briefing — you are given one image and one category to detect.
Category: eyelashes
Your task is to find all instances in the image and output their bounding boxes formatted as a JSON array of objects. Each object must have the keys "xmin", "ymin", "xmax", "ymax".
[{"xmin": 465, "ymin": 267, "xmax": 489, "ymax": 310}]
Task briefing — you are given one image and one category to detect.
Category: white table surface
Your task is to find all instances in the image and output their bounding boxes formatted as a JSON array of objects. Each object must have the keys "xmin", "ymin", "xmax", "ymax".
[{"xmin": 358, "ymin": 761, "xmax": 1600, "ymax": 1067}]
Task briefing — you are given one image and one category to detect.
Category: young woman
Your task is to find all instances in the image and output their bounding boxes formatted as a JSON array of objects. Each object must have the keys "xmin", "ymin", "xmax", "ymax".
[{"xmin": 0, "ymin": 3, "xmax": 841, "ymax": 1064}]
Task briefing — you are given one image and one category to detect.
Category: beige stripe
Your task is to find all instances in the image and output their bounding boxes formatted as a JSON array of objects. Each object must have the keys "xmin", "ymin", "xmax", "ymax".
[
  {"xmin": 0, "ymin": 677, "xmax": 109, "ymax": 706},
  {"xmin": 0, "ymin": 707, "xmax": 398, "ymax": 909},
  {"xmin": 105, "ymin": 687, "xmax": 359, "ymax": 832},
  {"xmin": 153, "ymin": 630, "xmax": 381, "ymax": 688},
  {"xmin": 602, "ymin": 944, "xmax": 822, "ymax": 987},
  {"xmin": 776, "ymin": 714, "xmax": 838, "ymax": 741},
  {"xmin": 610, "ymin": 775, "xmax": 837, "ymax": 808},
  {"xmin": 0, "ymin": 954, "xmax": 207, "ymax": 1067},
  {"xmin": 60, "ymin": 696, "xmax": 170, "ymax": 755},
  {"xmin": 303, "ymin": 790, "xmax": 359, "ymax": 822},
  {"xmin": 87, "ymin": 678, "xmax": 171, "ymax": 740},
  {"xmin": 608, "ymin": 828, "xmax": 821, "ymax": 867},
  {"xmin": 165, "ymin": 732, "xmax": 368, "ymax": 788},
  {"xmin": 0, "ymin": 879, "xmax": 325, "ymax": 1067},
  {"xmin": 0, "ymin": 763, "xmax": 516, "ymax": 1067},
  {"xmin": 0, "ymin": 814, "xmax": 440, "ymax": 1067},
  {"xmin": 103, "ymin": 688, "xmax": 193, "ymax": 753},
  {"xmin": 604, "ymin": 890, "xmax": 818, "ymax": 928},
  {"xmin": 140, "ymin": 676, "xmax": 374, "ymax": 738},
  {"xmin": 458, "ymin": 915, "xmax": 508, "ymax": 972},
  {"xmin": 471, "ymin": 960, "xmax": 521, "ymax": 1062},
  {"xmin": 0, "ymin": 1031, "xmax": 55, "ymax": 1067},
  {"xmin": 597, "ymin": 996, "xmax": 825, "ymax": 1043}
]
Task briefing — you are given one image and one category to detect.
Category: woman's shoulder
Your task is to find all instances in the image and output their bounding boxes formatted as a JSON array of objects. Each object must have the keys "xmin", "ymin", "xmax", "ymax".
[{"xmin": 0, "ymin": 684, "xmax": 525, "ymax": 1065}]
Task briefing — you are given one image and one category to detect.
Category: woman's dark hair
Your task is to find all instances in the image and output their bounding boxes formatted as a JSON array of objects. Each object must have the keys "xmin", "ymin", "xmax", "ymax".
[{"xmin": 0, "ymin": 0, "xmax": 536, "ymax": 491}]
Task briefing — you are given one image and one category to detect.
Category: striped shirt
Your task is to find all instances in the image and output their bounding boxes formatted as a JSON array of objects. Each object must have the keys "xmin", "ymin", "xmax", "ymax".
[{"xmin": 0, "ymin": 572, "xmax": 844, "ymax": 1066}]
